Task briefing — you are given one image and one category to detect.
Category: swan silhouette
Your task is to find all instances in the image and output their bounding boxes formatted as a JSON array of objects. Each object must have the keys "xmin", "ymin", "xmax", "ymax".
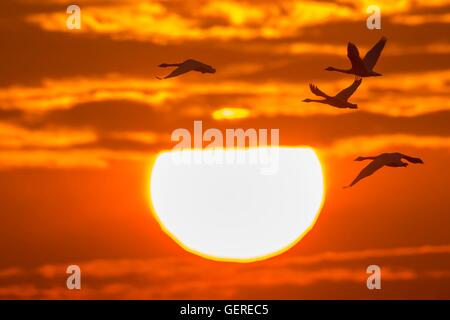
[
  {"xmin": 326, "ymin": 37, "xmax": 387, "ymax": 77},
  {"xmin": 302, "ymin": 78, "xmax": 362, "ymax": 109},
  {"xmin": 157, "ymin": 59, "xmax": 216, "ymax": 79},
  {"xmin": 345, "ymin": 152, "xmax": 424, "ymax": 188}
]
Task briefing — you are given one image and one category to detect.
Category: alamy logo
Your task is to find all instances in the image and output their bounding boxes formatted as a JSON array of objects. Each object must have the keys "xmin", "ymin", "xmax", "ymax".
[
  {"xmin": 66, "ymin": 5, "xmax": 81, "ymax": 30},
  {"xmin": 171, "ymin": 121, "xmax": 280, "ymax": 175},
  {"xmin": 366, "ymin": 5, "xmax": 381, "ymax": 30},
  {"xmin": 66, "ymin": 265, "xmax": 81, "ymax": 290},
  {"xmin": 366, "ymin": 265, "xmax": 381, "ymax": 289}
]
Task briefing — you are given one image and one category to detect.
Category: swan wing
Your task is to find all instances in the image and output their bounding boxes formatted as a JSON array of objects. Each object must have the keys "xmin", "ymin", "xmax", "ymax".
[
  {"xmin": 335, "ymin": 78, "xmax": 362, "ymax": 101},
  {"xmin": 309, "ymin": 84, "xmax": 329, "ymax": 98},
  {"xmin": 348, "ymin": 159, "xmax": 384, "ymax": 187},
  {"xmin": 185, "ymin": 59, "xmax": 213, "ymax": 72},
  {"xmin": 347, "ymin": 42, "xmax": 365, "ymax": 70},
  {"xmin": 160, "ymin": 64, "xmax": 193, "ymax": 79},
  {"xmin": 363, "ymin": 37, "xmax": 387, "ymax": 70}
]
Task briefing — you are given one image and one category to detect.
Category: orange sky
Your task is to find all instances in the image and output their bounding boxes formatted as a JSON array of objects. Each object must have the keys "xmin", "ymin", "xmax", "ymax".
[{"xmin": 1, "ymin": 0, "xmax": 450, "ymax": 299}]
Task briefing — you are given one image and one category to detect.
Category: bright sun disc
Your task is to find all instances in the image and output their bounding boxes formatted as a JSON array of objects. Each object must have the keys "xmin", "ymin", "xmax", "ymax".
[{"xmin": 149, "ymin": 147, "xmax": 325, "ymax": 262}]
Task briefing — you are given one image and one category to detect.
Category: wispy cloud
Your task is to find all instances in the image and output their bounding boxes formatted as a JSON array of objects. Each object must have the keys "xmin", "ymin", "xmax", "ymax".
[
  {"xmin": 0, "ymin": 148, "xmax": 152, "ymax": 169},
  {"xmin": 1, "ymin": 243, "xmax": 450, "ymax": 299},
  {"xmin": 25, "ymin": 0, "xmax": 355, "ymax": 42},
  {"xmin": 23, "ymin": 0, "xmax": 450, "ymax": 44},
  {"xmin": 1, "ymin": 69, "xmax": 449, "ymax": 116},
  {"xmin": 323, "ymin": 134, "xmax": 450, "ymax": 157},
  {"xmin": 0, "ymin": 123, "xmax": 97, "ymax": 148},
  {"xmin": 392, "ymin": 13, "xmax": 450, "ymax": 25}
]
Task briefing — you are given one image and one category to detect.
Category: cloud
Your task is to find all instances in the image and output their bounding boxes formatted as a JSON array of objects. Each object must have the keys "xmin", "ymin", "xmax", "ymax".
[
  {"xmin": 2, "ymin": 69, "xmax": 450, "ymax": 117},
  {"xmin": 275, "ymin": 42, "xmax": 450, "ymax": 56},
  {"xmin": 0, "ymin": 76, "xmax": 174, "ymax": 112},
  {"xmin": 0, "ymin": 0, "xmax": 448, "ymax": 169},
  {"xmin": 0, "ymin": 123, "xmax": 97, "ymax": 148},
  {"xmin": 276, "ymin": 244, "xmax": 450, "ymax": 266},
  {"xmin": 322, "ymin": 135, "xmax": 450, "ymax": 158},
  {"xmin": 1, "ymin": 104, "xmax": 450, "ymax": 168},
  {"xmin": 1, "ymin": 243, "xmax": 450, "ymax": 298},
  {"xmin": 38, "ymin": 99, "xmax": 174, "ymax": 132},
  {"xmin": 0, "ymin": 149, "xmax": 152, "ymax": 169},
  {"xmin": 22, "ymin": 0, "xmax": 450, "ymax": 43},
  {"xmin": 0, "ymin": 268, "xmax": 23, "ymax": 279},
  {"xmin": 24, "ymin": 0, "xmax": 356, "ymax": 43},
  {"xmin": 392, "ymin": 13, "xmax": 450, "ymax": 25},
  {"xmin": 2, "ymin": 11, "xmax": 449, "ymax": 87}
]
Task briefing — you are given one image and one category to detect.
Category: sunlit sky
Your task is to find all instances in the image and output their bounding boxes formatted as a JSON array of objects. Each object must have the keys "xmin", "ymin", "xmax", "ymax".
[{"xmin": 0, "ymin": 0, "xmax": 450, "ymax": 299}]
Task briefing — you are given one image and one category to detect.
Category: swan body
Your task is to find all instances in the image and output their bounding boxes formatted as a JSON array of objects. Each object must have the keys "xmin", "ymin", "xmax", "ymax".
[
  {"xmin": 303, "ymin": 78, "xmax": 362, "ymax": 109},
  {"xmin": 326, "ymin": 37, "xmax": 387, "ymax": 77},
  {"xmin": 157, "ymin": 59, "xmax": 216, "ymax": 79},
  {"xmin": 346, "ymin": 152, "xmax": 424, "ymax": 187}
]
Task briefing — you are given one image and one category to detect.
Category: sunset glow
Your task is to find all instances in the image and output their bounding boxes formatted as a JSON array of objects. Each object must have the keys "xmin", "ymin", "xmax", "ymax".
[{"xmin": 1, "ymin": 0, "xmax": 450, "ymax": 300}]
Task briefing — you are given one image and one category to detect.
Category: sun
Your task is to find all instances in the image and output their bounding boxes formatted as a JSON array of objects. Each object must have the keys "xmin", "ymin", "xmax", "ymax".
[
  {"xmin": 212, "ymin": 108, "xmax": 250, "ymax": 120},
  {"xmin": 149, "ymin": 147, "xmax": 325, "ymax": 262}
]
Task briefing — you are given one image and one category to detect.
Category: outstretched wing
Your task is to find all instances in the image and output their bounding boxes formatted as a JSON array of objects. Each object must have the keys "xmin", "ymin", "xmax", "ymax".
[
  {"xmin": 309, "ymin": 84, "xmax": 329, "ymax": 98},
  {"xmin": 347, "ymin": 159, "xmax": 384, "ymax": 187},
  {"xmin": 335, "ymin": 78, "xmax": 362, "ymax": 101},
  {"xmin": 401, "ymin": 154, "xmax": 424, "ymax": 164},
  {"xmin": 159, "ymin": 64, "xmax": 193, "ymax": 79},
  {"xmin": 347, "ymin": 42, "xmax": 365, "ymax": 70},
  {"xmin": 363, "ymin": 37, "xmax": 387, "ymax": 70}
]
